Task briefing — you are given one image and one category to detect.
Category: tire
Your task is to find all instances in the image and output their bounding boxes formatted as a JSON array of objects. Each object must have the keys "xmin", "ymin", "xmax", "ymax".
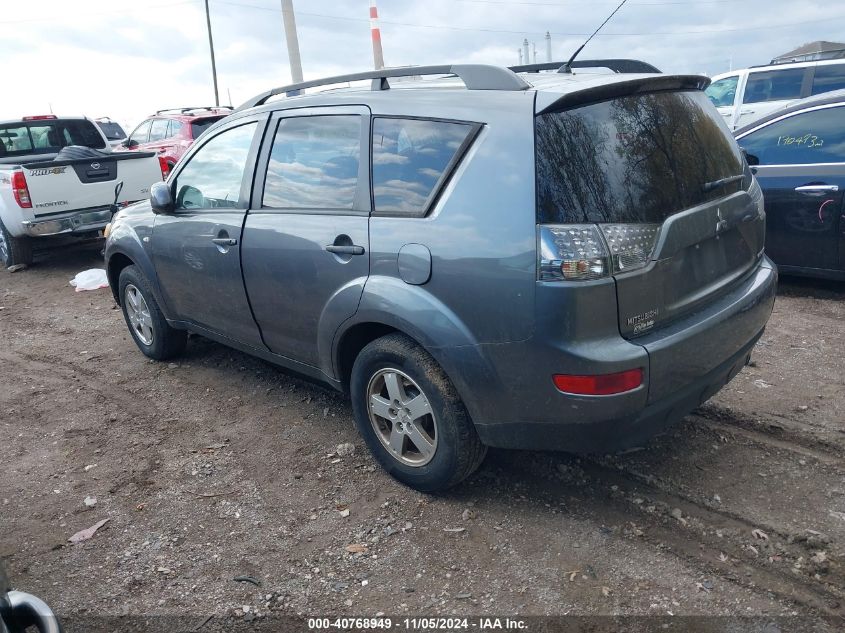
[
  {"xmin": 350, "ymin": 333, "xmax": 487, "ymax": 492},
  {"xmin": 118, "ymin": 265, "xmax": 186, "ymax": 360},
  {"xmin": 0, "ymin": 218, "xmax": 33, "ymax": 268}
]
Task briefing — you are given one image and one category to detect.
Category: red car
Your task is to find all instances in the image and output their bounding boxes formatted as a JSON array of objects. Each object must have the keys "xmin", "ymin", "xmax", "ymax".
[{"xmin": 117, "ymin": 106, "xmax": 231, "ymax": 176}]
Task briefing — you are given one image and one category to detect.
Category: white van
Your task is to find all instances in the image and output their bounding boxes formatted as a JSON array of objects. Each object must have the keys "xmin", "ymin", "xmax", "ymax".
[{"xmin": 705, "ymin": 58, "xmax": 845, "ymax": 130}]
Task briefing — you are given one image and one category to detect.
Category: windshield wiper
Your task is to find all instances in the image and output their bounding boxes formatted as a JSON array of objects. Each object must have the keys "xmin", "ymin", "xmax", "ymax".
[{"xmin": 702, "ymin": 174, "xmax": 744, "ymax": 193}]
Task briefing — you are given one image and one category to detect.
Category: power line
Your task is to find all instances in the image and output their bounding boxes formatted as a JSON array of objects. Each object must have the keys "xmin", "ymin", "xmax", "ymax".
[
  {"xmin": 0, "ymin": 0, "xmax": 200, "ymax": 24},
  {"xmin": 211, "ymin": 0, "xmax": 845, "ymax": 37}
]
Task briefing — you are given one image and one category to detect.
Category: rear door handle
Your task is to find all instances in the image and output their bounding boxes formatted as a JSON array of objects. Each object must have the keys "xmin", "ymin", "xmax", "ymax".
[
  {"xmin": 795, "ymin": 184, "xmax": 839, "ymax": 195},
  {"xmin": 325, "ymin": 244, "xmax": 365, "ymax": 255},
  {"xmin": 212, "ymin": 237, "xmax": 237, "ymax": 246}
]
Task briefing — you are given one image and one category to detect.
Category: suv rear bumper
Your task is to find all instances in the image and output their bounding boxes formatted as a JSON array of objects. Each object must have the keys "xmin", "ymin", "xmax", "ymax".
[
  {"xmin": 471, "ymin": 257, "xmax": 777, "ymax": 452},
  {"xmin": 22, "ymin": 207, "xmax": 112, "ymax": 237}
]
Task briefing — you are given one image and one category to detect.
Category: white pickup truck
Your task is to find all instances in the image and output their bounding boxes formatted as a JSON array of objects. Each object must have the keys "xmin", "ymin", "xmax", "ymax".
[{"xmin": 0, "ymin": 115, "xmax": 164, "ymax": 268}]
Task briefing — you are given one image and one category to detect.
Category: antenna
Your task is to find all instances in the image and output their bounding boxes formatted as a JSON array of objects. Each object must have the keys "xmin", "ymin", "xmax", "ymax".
[{"xmin": 559, "ymin": 0, "xmax": 629, "ymax": 74}]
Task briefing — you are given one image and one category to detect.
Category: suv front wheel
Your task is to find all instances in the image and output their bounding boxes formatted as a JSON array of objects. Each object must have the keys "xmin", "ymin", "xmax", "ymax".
[
  {"xmin": 118, "ymin": 265, "xmax": 187, "ymax": 360},
  {"xmin": 350, "ymin": 333, "xmax": 487, "ymax": 492}
]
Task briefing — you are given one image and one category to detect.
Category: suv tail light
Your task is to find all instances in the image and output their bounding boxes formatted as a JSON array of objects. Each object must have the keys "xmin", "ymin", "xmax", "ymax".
[
  {"xmin": 538, "ymin": 224, "xmax": 660, "ymax": 281},
  {"xmin": 158, "ymin": 157, "xmax": 170, "ymax": 179},
  {"xmin": 11, "ymin": 171, "xmax": 32, "ymax": 208}
]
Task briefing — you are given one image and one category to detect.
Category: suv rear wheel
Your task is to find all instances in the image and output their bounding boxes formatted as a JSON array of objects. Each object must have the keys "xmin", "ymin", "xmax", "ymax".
[
  {"xmin": 118, "ymin": 265, "xmax": 186, "ymax": 360},
  {"xmin": 0, "ymin": 219, "xmax": 33, "ymax": 268},
  {"xmin": 350, "ymin": 334, "xmax": 487, "ymax": 492}
]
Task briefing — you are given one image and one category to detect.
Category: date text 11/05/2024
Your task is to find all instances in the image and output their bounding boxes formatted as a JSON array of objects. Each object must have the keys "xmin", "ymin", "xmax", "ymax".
[{"xmin": 307, "ymin": 617, "xmax": 528, "ymax": 630}]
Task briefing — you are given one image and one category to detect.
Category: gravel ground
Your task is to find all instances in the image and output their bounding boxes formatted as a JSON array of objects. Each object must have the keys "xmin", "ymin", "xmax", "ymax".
[{"xmin": 1, "ymin": 242, "xmax": 843, "ymax": 631}]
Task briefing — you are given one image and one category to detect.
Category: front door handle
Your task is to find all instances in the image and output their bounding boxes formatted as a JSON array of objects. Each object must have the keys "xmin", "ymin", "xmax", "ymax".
[
  {"xmin": 795, "ymin": 184, "xmax": 839, "ymax": 196},
  {"xmin": 325, "ymin": 244, "xmax": 365, "ymax": 255},
  {"xmin": 212, "ymin": 237, "xmax": 237, "ymax": 246}
]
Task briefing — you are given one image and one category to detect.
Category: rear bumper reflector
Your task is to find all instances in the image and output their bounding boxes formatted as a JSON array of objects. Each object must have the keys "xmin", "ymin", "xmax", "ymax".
[{"xmin": 553, "ymin": 369, "xmax": 644, "ymax": 396}]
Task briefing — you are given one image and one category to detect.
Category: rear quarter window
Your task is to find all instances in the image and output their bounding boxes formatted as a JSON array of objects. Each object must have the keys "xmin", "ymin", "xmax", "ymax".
[
  {"xmin": 191, "ymin": 116, "xmax": 225, "ymax": 139},
  {"xmin": 811, "ymin": 64, "xmax": 845, "ymax": 95},
  {"xmin": 371, "ymin": 118, "xmax": 476, "ymax": 217},
  {"xmin": 536, "ymin": 90, "xmax": 744, "ymax": 224}
]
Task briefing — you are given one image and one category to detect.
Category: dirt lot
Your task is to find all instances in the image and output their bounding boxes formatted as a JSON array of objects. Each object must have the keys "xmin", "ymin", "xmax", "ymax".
[{"xmin": 1, "ymin": 243, "xmax": 843, "ymax": 630}]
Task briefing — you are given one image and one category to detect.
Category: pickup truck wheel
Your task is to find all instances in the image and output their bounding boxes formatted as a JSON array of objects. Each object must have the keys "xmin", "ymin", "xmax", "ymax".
[
  {"xmin": 350, "ymin": 333, "xmax": 487, "ymax": 492},
  {"xmin": 0, "ymin": 219, "xmax": 33, "ymax": 268},
  {"xmin": 118, "ymin": 265, "xmax": 186, "ymax": 360}
]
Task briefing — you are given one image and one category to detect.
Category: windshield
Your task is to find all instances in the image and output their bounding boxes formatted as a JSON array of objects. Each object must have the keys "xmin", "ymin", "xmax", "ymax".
[
  {"xmin": 0, "ymin": 119, "xmax": 106, "ymax": 158},
  {"xmin": 536, "ymin": 90, "xmax": 745, "ymax": 224}
]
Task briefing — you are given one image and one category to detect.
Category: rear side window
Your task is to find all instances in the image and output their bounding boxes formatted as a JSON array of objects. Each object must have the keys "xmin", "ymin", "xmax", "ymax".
[
  {"xmin": 744, "ymin": 68, "xmax": 805, "ymax": 104},
  {"xmin": 371, "ymin": 118, "xmax": 475, "ymax": 217},
  {"xmin": 739, "ymin": 106, "xmax": 845, "ymax": 165},
  {"xmin": 811, "ymin": 64, "xmax": 845, "ymax": 95},
  {"xmin": 191, "ymin": 116, "xmax": 225, "ymax": 139},
  {"xmin": 263, "ymin": 115, "xmax": 361, "ymax": 210},
  {"xmin": 536, "ymin": 91, "xmax": 744, "ymax": 224}
]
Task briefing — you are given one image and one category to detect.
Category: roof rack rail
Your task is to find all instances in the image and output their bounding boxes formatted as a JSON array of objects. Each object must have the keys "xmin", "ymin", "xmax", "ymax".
[
  {"xmin": 154, "ymin": 106, "xmax": 233, "ymax": 115},
  {"xmin": 509, "ymin": 59, "xmax": 660, "ymax": 74},
  {"xmin": 237, "ymin": 64, "xmax": 530, "ymax": 111}
]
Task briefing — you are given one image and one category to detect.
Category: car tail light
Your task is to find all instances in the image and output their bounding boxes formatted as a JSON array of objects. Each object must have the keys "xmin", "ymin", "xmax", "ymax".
[
  {"xmin": 553, "ymin": 369, "xmax": 644, "ymax": 395},
  {"xmin": 11, "ymin": 171, "xmax": 32, "ymax": 208},
  {"xmin": 158, "ymin": 157, "xmax": 170, "ymax": 179},
  {"xmin": 22, "ymin": 115, "xmax": 57, "ymax": 121},
  {"xmin": 538, "ymin": 224, "xmax": 660, "ymax": 281},
  {"xmin": 538, "ymin": 225, "xmax": 608, "ymax": 281}
]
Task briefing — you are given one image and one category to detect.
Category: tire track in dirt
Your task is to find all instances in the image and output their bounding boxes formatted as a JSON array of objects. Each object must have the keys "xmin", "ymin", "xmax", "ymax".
[{"xmin": 494, "ymin": 451, "xmax": 845, "ymax": 618}]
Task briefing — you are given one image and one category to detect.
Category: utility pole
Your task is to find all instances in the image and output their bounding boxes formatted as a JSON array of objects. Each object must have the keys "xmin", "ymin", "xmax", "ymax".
[
  {"xmin": 370, "ymin": 0, "xmax": 385, "ymax": 70},
  {"xmin": 281, "ymin": 0, "xmax": 304, "ymax": 83},
  {"xmin": 204, "ymin": 0, "xmax": 219, "ymax": 106}
]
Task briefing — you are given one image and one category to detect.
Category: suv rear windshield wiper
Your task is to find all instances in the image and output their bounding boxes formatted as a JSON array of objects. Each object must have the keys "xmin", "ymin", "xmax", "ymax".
[{"xmin": 702, "ymin": 174, "xmax": 744, "ymax": 193}]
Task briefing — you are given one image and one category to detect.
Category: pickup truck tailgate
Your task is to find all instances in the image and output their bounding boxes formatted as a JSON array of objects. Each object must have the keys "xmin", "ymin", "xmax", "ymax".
[{"xmin": 22, "ymin": 152, "xmax": 161, "ymax": 217}]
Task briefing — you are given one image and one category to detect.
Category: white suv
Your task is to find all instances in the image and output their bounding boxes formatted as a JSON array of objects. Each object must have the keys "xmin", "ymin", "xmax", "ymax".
[{"xmin": 706, "ymin": 58, "xmax": 845, "ymax": 130}]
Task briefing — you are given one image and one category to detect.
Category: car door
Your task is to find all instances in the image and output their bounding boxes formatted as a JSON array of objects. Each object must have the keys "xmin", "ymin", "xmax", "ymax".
[
  {"xmin": 151, "ymin": 115, "xmax": 267, "ymax": 347},
  {"xmin": 738, "ymin": 104, "xmax": 845, "ymax": 273},
  {"xmin": 146, "ymin": 118, "xmax": 170, "ymax": 155},
  {"xmin": 737, "ymin": 67, "xmax": 808, "ymax": 129},
  {"xmin": 241, "ymin": 107, "xmax": 370, "ymax": 368}
]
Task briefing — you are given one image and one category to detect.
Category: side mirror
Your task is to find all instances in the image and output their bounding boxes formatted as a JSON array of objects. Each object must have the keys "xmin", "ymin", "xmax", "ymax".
[
  {"xmin": 150, "ymin": 181, "xmax": 174, "ymax": 214},
  {"xmin": 741, "ymin": 147, "xmax": 760, "ymax": 166}
]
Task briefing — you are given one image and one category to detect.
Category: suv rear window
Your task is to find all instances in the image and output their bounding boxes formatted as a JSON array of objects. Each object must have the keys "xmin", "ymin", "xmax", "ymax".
[
  {"xmin": 535, "ymin": 91, "xmax": 744, "ymax": 224},
  {"xmin": 371, "ymin": 118, "xmax": 476, "ymax": 217},
  {"xmin": 191, "ymin": 116, "xmax": 225, "ymax": 139},
  {"xmin": 0, "ymin": 119, "xmax": 105, "ymax": 157},
  {"xmin": 96, "ymin": 120, "xmax": 125, "ymax": 140}
]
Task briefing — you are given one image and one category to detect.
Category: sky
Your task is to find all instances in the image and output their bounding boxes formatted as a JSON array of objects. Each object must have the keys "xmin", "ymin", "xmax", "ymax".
[{"xmin": 1, "ymin": 0, "xmax": 844, "ymax": 133}]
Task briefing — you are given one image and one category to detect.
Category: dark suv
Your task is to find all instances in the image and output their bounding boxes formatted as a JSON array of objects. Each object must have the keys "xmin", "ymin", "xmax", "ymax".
[{"xmin": 104, "ymin": 62, "xmax": 777, "ymax": 491}]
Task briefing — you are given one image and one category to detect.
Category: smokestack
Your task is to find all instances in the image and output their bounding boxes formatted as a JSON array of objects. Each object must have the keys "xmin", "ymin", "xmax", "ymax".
[
  {"xmin": 281, "ymin": 0, "xmax": 303, "ymax": 84},
  {"xmin": 545, "ymin": 31, "xmax": 552, "ymax": 62},
  {"xmin": 523, "ymin": 38, "xmax": 530, "ymax": 65},
  {"xmin": 533, "ymin": 42, "xmax": 537, "ymax": 63},
  {"xmin": 370, "ymin": 0, "xmax": 385, "ymax": 70}
]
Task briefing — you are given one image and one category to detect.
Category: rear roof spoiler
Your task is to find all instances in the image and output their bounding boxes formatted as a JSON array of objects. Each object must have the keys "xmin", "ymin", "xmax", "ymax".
[
  {"xmin": 536, "ymin": 75, "xmax": 711, "ymax": 114},
  {"xmin": 510, "ymin": 59, "xmax": 661, "ymax": 74}
]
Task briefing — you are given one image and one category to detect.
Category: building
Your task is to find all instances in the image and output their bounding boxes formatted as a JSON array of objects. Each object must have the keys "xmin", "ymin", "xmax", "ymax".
[{"xmin": 771, "ymin": 41, "xmax": 845, "ymax": 65}]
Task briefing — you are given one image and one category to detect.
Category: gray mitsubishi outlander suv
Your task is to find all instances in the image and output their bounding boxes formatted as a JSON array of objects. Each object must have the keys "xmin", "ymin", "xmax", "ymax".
[{"xmin": 105, "ymin": 61, "xmax": 777, "ymax": 492}]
